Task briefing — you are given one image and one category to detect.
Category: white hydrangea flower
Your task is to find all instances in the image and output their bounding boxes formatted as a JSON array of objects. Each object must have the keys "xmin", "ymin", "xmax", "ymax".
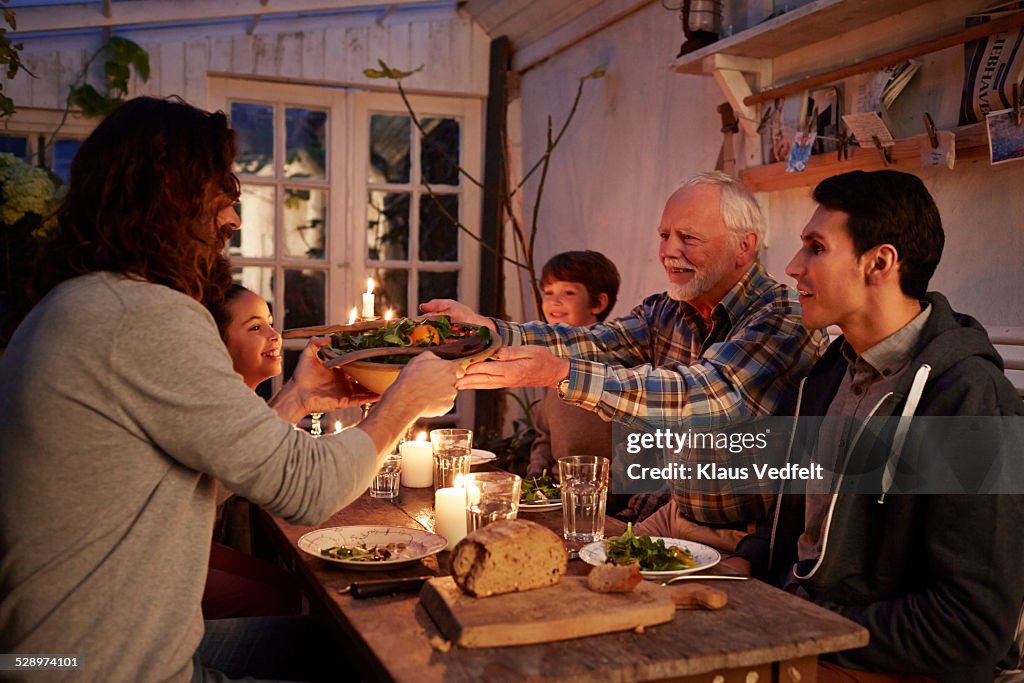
[{"xmin": 0, "ymin": 153, "xmax": 56, "ymax": 226}]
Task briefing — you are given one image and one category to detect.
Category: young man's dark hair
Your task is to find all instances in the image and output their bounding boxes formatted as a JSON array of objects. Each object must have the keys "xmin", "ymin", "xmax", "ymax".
[
  {"xmin": 812, "ymin": 170, "xmax": 944, "ymax": 299},
  {"xmin": 540, "ymin": 250, "xmax": 621, "ymax": 321},
  {"xmin": 34, "ymin": 96, "xmax": 240, "ymax": 306}
]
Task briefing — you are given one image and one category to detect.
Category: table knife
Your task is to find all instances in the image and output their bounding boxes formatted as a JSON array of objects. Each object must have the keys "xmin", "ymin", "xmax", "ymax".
[{"xmin": 340, "ymin": 576, "xmax": 431, "ymax": 598}]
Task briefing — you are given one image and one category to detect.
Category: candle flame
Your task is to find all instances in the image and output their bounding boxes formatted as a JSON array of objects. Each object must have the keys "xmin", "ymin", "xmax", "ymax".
[
  {"xmin": 453, "ymin": 473, "xmax": 465, "ymax": 488},
  {"xmin": 348, "ymin": 307, "xmax": 358, "ymax": 325},
  {"xmin": 366, "ymin": 277, "xmax": 375, "ymax": 295},
  {"xmin": 384, "ymin": 308, "xmax": 394, "ymax": 321},
  {"xmin": 416, "ymin": 431, "xmax": 428, "ymax": 442},
  {"xmin": 333, "ymin": 421, "xmax": 342, "ymax": 434}
]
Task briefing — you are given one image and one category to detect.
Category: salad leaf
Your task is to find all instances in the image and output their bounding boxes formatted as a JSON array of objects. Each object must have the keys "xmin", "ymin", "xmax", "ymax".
[
  {"xmin": 521, "ymin": 469, "xmax": 560, "ymax": 502},
  {"xmin": 603, "ymin": 523, "xmax": 695, "ymax": 571}
]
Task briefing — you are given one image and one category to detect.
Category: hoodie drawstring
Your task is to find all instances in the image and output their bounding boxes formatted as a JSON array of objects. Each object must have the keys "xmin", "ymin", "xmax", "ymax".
[{"xmin": 878, "ymin": 363, "xmax": 931, "ymax": 504}]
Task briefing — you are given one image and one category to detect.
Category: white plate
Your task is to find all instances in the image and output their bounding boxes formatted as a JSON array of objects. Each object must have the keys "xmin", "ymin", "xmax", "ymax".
[
  {"xmin": 578, "ymin": 536, "xmax": 721, "ymax": 579},
  {"xmin": 518, "ymin": 499, "xmax": 562, "ymax": 512},
  {"xmin": 297, "ymin": 525, "xmax": 447, "ymax": 571},
  {"xmin": 469, "ymin": 448, "xmax": 496, "ymax": 465}
]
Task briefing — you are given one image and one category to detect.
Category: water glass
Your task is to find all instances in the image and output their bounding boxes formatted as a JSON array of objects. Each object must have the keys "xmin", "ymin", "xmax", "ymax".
[
  {"xmin": 369, "ymin": 452, "xmax": 402, "ymax": 499},
  {"xmin": 430, "ymin": 428, "xmax": 472, "ymax": 490},
  {"xmin": 558, "ymin": 455, "xmax": 609, "ymax": 542},
  {"xmin": 464, "ymin": 472, "xmax": 521, "ymax": 533}
]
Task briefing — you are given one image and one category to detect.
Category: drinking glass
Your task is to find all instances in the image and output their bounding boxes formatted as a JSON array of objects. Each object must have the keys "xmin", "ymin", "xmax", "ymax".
[
  {"xmin": 369, "ymin": 452, "xmax": 402, "ymax": 499},
  {"xmin": 430, "ymin": 428, "xmax": 472, "ymax": 490},
  {"xmin": 558, "ymin": 455, "xmax": 609, "ymax": 542},
  {"xmin": 464, "ymin": 472, "xmax": 521, "ymax": 533}
]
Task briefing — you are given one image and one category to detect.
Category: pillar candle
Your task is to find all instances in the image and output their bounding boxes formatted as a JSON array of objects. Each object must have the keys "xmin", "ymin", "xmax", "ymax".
[
  {"xmin": 399, "ymin": 438, "xmax": 433, "ymax": 488},
  {"xmin": 362, "ymin": 278, "xmax": 375, "ymax": 319},
  {"xmin": 434, "ymin": 485, "xmax": 467, "ymax": 547}
]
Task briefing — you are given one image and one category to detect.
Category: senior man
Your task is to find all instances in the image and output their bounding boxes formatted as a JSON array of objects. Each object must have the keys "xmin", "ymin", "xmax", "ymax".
[{"xmin": 423, "ymin": 171, "xmax": 825, "ymax": 550}]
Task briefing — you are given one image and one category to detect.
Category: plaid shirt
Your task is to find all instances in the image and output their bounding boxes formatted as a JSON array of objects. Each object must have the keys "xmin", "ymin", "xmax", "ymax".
[{"xmin": 494, "ymin": 261, "xmax": 826, "ymax": 525}]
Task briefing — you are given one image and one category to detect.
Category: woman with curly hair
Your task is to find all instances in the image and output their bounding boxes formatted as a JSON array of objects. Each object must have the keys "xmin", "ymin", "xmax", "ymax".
[{"xmin": 0, "ymin": 97, "xmax": 463, "ymax": 682}]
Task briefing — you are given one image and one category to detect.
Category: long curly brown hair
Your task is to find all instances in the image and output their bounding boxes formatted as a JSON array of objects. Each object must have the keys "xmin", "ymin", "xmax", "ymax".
[{"xmin": 33, "ymin": 96, "xmax": 240, "ymax": 305}]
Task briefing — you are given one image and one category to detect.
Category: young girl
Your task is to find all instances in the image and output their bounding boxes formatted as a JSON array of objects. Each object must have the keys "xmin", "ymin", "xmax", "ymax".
[
  {"xmin": 528, "ymin": 252, "xmax": 621, "ymax": 500},
  {"xmin": 203, "ymin": 284, "xmax": 373, "ymax": 619}
]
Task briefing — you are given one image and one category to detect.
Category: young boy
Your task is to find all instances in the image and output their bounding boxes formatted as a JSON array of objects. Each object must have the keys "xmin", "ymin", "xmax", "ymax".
[
  {"xmin": 527, "ymin": 251, "xmax": 621, "ymax": 492},
  {"xmin": 725, "ymin": 170, "xmax": 1024, "ymax": 683}
]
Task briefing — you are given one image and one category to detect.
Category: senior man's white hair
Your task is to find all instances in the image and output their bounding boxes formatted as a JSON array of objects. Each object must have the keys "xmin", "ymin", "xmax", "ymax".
[{"xmin": 680, "ymin": 171, "xmax": 765, "ymax": 251}]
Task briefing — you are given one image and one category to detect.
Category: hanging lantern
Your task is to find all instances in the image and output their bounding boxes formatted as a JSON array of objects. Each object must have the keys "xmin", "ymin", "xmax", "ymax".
[{"xmin": 665, "ymin": 0, "xmax": 722, "ymax": 58}]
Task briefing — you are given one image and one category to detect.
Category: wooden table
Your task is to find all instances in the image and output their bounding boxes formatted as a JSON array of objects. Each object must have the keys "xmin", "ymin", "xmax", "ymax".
[{"xmin": 252, "ymin": 486, "xmax": 868, "ymax": 683}]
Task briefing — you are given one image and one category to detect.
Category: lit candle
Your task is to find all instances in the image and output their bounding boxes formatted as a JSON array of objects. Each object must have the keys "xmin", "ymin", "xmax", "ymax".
[
  {"xmin": 333, "ymin": 421, "xmax": 343, "ymax": 434},
  {"xmin": 384, "ymin": 308, "xmax": 394, "ymax": 322},
  {"xmin": 348, "ymin": 307, "xmax": 358, "ymax": 325},
  {"xmin": 434, "ymin": 474, "xmax": 467, "ymax": 547},
  {"xmin": 399, "ymin": 431, "xmax": 432, "ymax": 488},
  {"xmin": 362, "ymin": 277, "xmax": 375, "ymax": 319}
]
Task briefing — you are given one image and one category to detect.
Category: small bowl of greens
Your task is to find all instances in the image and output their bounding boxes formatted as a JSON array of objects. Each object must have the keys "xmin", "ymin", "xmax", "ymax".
[{"xmin": 519, "ymin": 470, "xmax": 561, "ymax": 512}]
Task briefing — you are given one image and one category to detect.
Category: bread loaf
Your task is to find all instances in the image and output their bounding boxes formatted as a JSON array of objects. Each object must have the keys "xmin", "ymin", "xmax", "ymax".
[
  {"xmin": 586, "ymin": 561, "xmax": 642, "ymax": 593},
  {"xmin": 450, "ymin": 519, "xmax": 567, "ymax": 597}
]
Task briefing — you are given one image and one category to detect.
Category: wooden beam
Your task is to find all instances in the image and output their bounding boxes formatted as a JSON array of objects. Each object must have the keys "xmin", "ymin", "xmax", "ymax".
[
  {"xmin": 10, "ymin": 0, "xmax": 447, "ymax": 34},
  {"xmin": 511, "ymin": 0, "xmax": 654, "ymax": 73},
  {"xmin": 745, "ymin": 10, "xmax": 1024, "ymax": 107}
]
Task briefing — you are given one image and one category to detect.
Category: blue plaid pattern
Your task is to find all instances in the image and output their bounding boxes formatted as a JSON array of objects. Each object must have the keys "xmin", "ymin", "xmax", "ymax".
[{"xmin": 494, "ymin": 261, "xmax": 827, "ymax": 525}]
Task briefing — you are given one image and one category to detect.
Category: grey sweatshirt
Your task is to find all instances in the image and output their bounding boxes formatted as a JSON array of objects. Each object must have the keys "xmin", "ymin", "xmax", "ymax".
[{"xmin": 0, "ymin": 273, "xmax": 379, "ymax": 682}]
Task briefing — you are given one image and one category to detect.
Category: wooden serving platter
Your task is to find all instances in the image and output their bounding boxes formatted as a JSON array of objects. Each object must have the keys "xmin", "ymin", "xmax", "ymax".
[{"xmin": 419, "ymin": 576, "xmax": 677, "ymax": 648}]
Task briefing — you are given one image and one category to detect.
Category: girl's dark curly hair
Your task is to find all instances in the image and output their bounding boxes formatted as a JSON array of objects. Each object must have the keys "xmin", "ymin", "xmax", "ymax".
[{"xmin": 33, "ymin": 96, "xmax": 240, "ymax": 305}]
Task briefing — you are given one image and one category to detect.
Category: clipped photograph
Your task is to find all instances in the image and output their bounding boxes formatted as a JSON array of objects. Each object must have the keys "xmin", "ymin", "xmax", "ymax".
[{"xmin": 987, "ymin": 107, "xmax": 1024, "ymax": 164}]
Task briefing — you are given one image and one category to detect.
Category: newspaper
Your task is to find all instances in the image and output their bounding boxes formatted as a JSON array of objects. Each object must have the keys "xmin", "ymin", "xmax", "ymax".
[
  {"xmin": 959, "ymin": 1, "xmax": 1024, "ymax": 125},
  {"xmin": 849, "ymin": 60, "xmax": 921, "ymax": 113}
]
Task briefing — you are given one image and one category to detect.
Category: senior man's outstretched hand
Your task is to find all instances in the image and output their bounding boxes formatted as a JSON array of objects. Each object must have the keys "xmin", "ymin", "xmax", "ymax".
[
  {"xmin": 419, "ymin": 299, "xmax": 497, "ymax": 333},
  {"xmin": 457, "ymin": 345, "xmax": 570, "ymax": 391}
]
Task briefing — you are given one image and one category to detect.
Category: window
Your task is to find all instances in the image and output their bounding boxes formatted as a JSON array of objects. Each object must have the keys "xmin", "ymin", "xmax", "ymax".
[
  {"xmin": 0, "ymin": 108, "xmax": 89, "ymax": 183},
  {"xmin": 209, "ymin": 80, "xmax": 483, "ymax": 425}
]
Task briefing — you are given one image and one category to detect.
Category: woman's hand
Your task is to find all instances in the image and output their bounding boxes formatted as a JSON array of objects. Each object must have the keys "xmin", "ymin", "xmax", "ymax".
[
  {"xmin": 293, "ymin": 337, "xmax": 379, "ymax": 413},
  {"xmin": 268, "ymin": 337, "xmax": 378, "ymax": 424}
]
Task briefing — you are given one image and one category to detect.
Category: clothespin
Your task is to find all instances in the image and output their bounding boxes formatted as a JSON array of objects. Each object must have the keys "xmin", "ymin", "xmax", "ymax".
[
  {"xmin": 923, "ymin": 113, "xmax": 939, "ymax": 149},
  {"xmin": 1014, "ymin": 83, "xmax": 1022, "ymax": 127},
  {"xmin": 871, "ymin": 135, "xmax": 892, "ymax": 165},
  {"xmin": 836, "ymin": 128, "xmax": 851, "ymax": 161},
  {"xmin": 804, "ymin": 107, "xmax": 819, "ymax": 135}
]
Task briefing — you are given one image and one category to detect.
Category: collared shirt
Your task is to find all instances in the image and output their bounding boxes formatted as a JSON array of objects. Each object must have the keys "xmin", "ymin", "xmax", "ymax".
[
  {"xmin": 798, "ymin": 303, "xmax": 933, "ymax": 562},
  {"xmin": 494, "ymin": 261, "xmax": 827, "ymax": 525}
]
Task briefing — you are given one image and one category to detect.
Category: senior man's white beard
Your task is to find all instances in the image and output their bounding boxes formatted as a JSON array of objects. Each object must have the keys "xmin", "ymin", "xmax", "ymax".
[{"xmin": 665, "ymin": 255, "xmax": 735, "ymax": 303}]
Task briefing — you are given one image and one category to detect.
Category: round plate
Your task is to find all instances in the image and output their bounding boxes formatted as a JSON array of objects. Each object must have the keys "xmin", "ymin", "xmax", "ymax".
[
  {"xmin": 578, "ymin": 537, "xmax": 721, "ymax": 579},
  {"xmin": 518, "ymin": 500, "xmax": 562, "ymax": 512},
  {"xmin": 469, "ymin": 448, "xmax": 497, "ymax": 465},
  {"xmin": 297, "ymin": 525, "xmax": 447, "ymax": 571}
]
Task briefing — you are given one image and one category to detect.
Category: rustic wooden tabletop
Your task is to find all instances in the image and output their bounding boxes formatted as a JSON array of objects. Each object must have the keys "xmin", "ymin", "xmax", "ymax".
[{"xmin": 253, "ymin": 484, "xmax": 868, "ymax": 683}]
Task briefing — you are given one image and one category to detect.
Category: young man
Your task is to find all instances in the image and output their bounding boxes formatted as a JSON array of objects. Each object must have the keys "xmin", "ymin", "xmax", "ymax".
[{"xmin": 725, "ymin": 170, "xmax": 1024, "ymax": 683}]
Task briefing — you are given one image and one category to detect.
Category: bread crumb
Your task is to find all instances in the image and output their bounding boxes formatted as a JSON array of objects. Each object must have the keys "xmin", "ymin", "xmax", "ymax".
[
  {"xmin": 429, "ymin": 635, "xmax": 452, "ymax": 653},
  {"xmin": 634, "ymin": 625, "xmax": 645, "ymax": 634}
]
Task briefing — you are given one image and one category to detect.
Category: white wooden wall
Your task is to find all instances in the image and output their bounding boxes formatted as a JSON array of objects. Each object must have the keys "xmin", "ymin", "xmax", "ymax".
[
  {"xmin": 511, "ymin": 2, "xmax": 1024, "ymax": 334},
  {"xmin": 3, "ymin": 7, "xmax": 490, "ymax": 113}
]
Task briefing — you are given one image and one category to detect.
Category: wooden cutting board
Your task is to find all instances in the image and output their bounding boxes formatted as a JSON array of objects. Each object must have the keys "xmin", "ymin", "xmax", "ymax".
[{"xmin": 419, "ymin": 576, "xmax": 677, "ymax": 648}]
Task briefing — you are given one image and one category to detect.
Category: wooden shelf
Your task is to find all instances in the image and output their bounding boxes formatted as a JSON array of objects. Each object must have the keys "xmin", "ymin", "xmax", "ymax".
[
  {"xmin": 671, "ymin": 0, "xmax": 938, "ymax": 75},
  {"xmin": 738, "ymin": 122, "xmax": 989, "ymax": 192}
]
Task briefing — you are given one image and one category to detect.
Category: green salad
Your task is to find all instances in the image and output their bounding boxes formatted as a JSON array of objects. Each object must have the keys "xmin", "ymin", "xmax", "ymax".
[
  {"xmin": 603, "ymin": 523, "xmax": 695, "ymax": 571},
  {"xmin": 328, "ymin": 316, "xmax": 490, "ymax": 364},
  {"xmin": 320, "ymin": 542, "xmax": 406, "ymax": 562},
  {"xmin": 521, "ymin": 470, "xmax": 560, "ymax": 502}
]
